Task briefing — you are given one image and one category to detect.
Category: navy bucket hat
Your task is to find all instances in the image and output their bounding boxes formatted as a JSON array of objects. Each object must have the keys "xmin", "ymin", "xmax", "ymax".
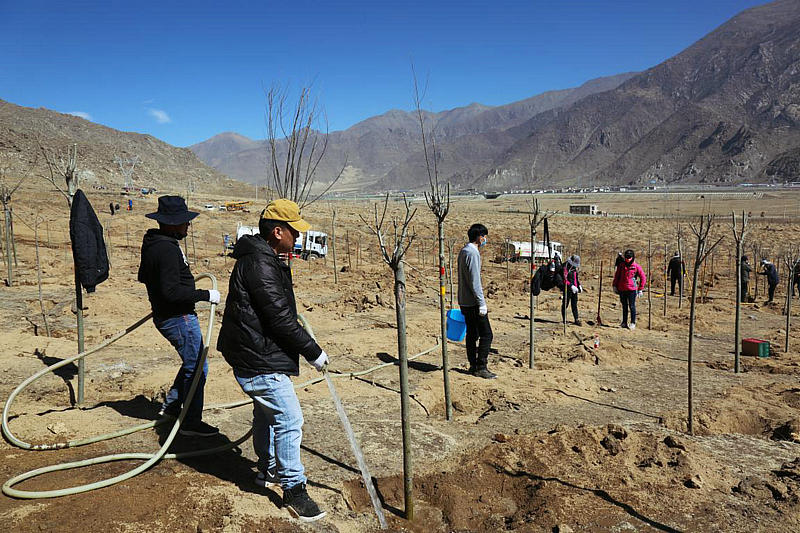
[{"xmin": 145, "ymin": 195, "xmax": 199, "ymax": 225}]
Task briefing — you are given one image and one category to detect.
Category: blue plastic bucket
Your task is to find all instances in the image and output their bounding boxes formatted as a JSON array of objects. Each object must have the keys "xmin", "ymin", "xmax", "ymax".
[{"xmin": 446, "ymin": 309, "xmax": 467, "ymax": 342}]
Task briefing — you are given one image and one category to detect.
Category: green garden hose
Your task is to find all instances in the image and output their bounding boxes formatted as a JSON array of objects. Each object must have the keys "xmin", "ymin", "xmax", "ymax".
[{"xmin": 2, "ymin": 272, "xmax": 440, "ymax": 499}]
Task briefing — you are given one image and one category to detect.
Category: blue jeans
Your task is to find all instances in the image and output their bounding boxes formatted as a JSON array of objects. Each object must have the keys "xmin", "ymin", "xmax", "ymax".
[
  {"xmin": 235, "ymin": 372, "xmax": 306, "ymax": 489},
  {"xmin": 155, "ymin": 314, "xmax": 207, "ymax": 423},
  {"xmin": 619, "ymin": 291, "xmax": 637, "ymax": 325}
]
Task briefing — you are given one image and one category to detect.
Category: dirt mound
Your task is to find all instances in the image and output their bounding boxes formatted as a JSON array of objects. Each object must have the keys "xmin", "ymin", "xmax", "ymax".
[{"xmin": 345, "ymin": 424, "xmax": 800, "ymax": 531}]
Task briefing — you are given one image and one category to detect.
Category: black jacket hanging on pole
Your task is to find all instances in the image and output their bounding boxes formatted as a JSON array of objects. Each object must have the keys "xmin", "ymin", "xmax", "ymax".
[{"xmin": 69, "ymin": 189, "xmax": 109, "ymax": 293}]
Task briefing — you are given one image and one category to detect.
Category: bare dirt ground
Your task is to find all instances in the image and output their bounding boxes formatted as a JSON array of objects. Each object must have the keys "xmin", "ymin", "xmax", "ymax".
[{"xmin": 1, "ymin": 186, "xmax": 800, "ymax": 532}]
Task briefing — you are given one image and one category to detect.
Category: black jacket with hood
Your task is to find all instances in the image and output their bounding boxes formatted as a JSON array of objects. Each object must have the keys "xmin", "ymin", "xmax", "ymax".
[
  {"xmin": 70, "ymin": 189, "xmax": 109, "ymax": 293},
  {"xmin": 216, "ymin": 234, "xmax": 322, "ymax": 376},
  {"xmin": 137, "ymin": 229, "xmax": 209, "ymax": 320}
]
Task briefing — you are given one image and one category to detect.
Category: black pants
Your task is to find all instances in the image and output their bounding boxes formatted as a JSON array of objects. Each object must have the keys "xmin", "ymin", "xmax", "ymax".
[
  {"xmin": 562, "ymin": 290, "xmax": 579, "ymax": 321},
  {"xmin": 670, "ymin": 275, "xmax": 681, "ymax": 296},
  {"xmin": 461, "ymin": 306, "xmax": 493, "ymax": 371},
  {"xmin": 768, "ymin": 283, "xmax": 777, "ymax": 302},
  {"xmin": 741, "ymin": 281, "xmax": 748, "ymax": 302},
  {"xmin": 619, "ymin": 291, "xmax": 637, "ymax": 325}
]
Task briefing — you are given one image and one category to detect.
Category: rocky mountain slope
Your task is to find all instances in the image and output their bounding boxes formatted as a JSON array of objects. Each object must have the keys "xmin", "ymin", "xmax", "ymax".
[
  {"xmin": 0, "ymin": 100, "xmax": 243, "ymax": 194},
  {"xmin": 192, "ymin": 0, "xmax": 800, "ymax": 191},
  {"xmin": 190, "ymin": 73, "xmax": 635, "ymax": 188},
  {"xmin": 479, "ymin": 0, "xmax": 800, "ymax": 188}
]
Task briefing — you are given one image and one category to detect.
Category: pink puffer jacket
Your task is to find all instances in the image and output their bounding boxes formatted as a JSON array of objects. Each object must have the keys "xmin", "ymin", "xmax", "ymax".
[{"xmin": 613, "ymin": 261, "xmax": 646, "ymax": 292}]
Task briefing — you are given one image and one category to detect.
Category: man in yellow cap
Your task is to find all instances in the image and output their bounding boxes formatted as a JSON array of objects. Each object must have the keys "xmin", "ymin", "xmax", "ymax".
[{"xmin": 217, "ymin": 198, "xmax": 328, "ymax": 522}]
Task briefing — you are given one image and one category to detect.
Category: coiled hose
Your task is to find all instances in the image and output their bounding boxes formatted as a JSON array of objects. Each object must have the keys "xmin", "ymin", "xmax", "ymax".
[{"xmin": 2, "ymin": 273, "xmax": 440, "ymax": 499}]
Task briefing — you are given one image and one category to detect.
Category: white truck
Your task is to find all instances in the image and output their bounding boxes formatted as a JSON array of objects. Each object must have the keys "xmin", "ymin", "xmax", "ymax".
[
  {"xmin": 507, "ymin": 240, "xmax": 563, "ymax": 263},
  {"xmin": 234, "ymin": 223, "xmax": 328, "ymax": 260}
]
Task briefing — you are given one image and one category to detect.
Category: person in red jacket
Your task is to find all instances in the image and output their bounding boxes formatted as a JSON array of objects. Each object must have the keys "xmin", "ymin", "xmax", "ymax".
[{"xmin": 612, "ymin": 249, "xmax": 646, "ymax": 330}]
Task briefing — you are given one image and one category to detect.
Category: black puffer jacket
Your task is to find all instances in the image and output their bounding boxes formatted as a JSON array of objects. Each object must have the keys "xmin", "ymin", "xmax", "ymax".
[
  {"xmin": 216, "ymin": 234, "xmax": 322, "ymax": 376},
  {"xmin": 138, "ymin": 229, "xmax": 209, "ymax": 320}
]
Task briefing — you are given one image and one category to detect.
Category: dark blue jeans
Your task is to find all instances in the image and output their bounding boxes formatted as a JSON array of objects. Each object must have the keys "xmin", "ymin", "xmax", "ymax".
[
  {"xmin": 155, "ymin": 314, "xmax": 207, "ymax": 422},
  {"xmin": 619, "ymin": 291, "xmax": 637, "ymax": 325}
]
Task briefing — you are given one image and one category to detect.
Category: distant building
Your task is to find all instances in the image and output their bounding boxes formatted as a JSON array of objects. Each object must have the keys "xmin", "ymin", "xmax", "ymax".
[{"xmin": 569, "ymin": 204, "xmax": 598, "ymax": 215}]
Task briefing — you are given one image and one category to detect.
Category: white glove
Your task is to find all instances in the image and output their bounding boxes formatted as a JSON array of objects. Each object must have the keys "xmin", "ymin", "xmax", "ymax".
[
  {"xmin": 570, "ymin": 285, "xmax": 579, "ymax": 294},
  {"xmin": 479, "ymin": 305, "xmax": 488, "ymax": 316},
  {"xmin": 637, "ymin": 290, "xmax": 643, "ymax": 297},
  {"xmin": 208, "ymin": 289, "xmax": 221, "ymax": 304},
  {"xmin": 311, "ymin": 351, "xmax": 329, "ymax": 371}
]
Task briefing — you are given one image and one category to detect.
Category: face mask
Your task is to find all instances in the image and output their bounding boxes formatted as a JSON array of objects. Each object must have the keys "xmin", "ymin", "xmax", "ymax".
[{"xmin": 479, "ymin": 236, "xmax": 488, "ymax": 248}]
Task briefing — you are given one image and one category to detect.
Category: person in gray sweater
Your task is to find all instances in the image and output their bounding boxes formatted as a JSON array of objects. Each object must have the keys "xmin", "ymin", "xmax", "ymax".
[{"xmin": 457, "ymin": 223, "xmax": 495, "ymax": 379}]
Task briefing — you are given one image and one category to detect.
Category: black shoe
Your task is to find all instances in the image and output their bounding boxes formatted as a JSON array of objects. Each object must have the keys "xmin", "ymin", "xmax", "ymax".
[
  {"xmin": 473, "ymin": 368, "xmax": 497, "ymax": 379},
  {"xmin": 467, "ymin": 365, "xmax": 477, "ymax": 374},
  {"xmin": 574, "ymin": 319, "xmax": 582, "ymax": 326},
  {"xmin": 158, "ymin": 405, "xmax": 180, "ymax": 419},
  {"xmin": 178, "ymin": 420, "xmax": 219, "ymax": 437},
  {"xmin": 283, "ymin": 483, "xmax": 326, "ymax": 522}
]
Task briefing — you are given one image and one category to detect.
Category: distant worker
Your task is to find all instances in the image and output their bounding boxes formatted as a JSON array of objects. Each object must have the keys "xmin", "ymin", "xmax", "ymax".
[
  {"xmin": 138, "ymin": 196, "xmax": 221, "ymax": 436},
  {"xmin": 667, "ymin": 251, "xmax": 684, "ymax": 296},
  {"xmin": 562, "ymin": 255, "xmax": 583, "ymax": 326},
  {"xmin": 612, "ymin": 249, "xmax": 646, "ymax": 330},
  {"xmin": 758, "ymin": 258, "xmax": 779, "ymax": 303},
  {"xmin": 217, "ymin": 199, "xmax": 329, "ymax": 522},
  {"xmin": 458, "ymin": 223, "xmax": 495, "ymax": 379},
  {"xmin": 740, "ymin": 255, "xmax": 752, "ymax": 302}
]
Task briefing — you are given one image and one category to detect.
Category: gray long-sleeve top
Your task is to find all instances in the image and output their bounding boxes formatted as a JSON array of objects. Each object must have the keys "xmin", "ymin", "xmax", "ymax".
[{"xmin": 457, "ymin": 242, "xmax": 486, "ymax": 308}]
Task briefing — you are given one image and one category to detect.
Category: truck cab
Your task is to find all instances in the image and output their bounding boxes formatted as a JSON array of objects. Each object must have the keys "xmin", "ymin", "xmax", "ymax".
[
  {"xmin": 507, "ymin": 240, "xmax": 563, "ymax": 263},
  {"xmin": 294, "ymin": 230, "xmax": 328, "ymax": 260},
  {"xmin": 234, "ymin": 223, "xmax": 328, "ymax": 260}
]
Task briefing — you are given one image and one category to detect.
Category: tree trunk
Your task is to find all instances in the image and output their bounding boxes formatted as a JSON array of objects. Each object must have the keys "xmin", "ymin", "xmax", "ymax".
[
  {"xmin": 647, "ymin": 240, "xmax": 652, "ymax": 330},
  {"xmin": 332, "ymin": 210, "xmax": 338, "ymax": 283},
  {"xmin": 786, "ymin": 271, "xmax": 793, "ymax": 353},
  {"xmin": 34, "ymin": 222, "xmax": 51, "ymax": 337},
  {"xmin": 4, "ymin": 205, "xmax": 12, "ymax": 286},
  {"xmin": 438, "ymin": 221, "xmax": 452, "ymax": 420},
  {"xmin": 529, "ymin": 224, "xmax": 536, "ymax": 369},
  {"xmin": 393, "ymin": 261, "xmax": 414, "ymax": 520},
  {"xmin": 734, "ymin": 242, "xmax": 742, "ymax": 373},
  {"xmin": 687, "ymin": 263, "xmax": 700, "ymax": 435}
]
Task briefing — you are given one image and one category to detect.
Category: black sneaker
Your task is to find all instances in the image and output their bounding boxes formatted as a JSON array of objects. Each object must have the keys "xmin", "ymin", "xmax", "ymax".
[
  {"xmin": 283, "ymin": 483, "xmax": 326, "ymax": 522},
  {"xmin": 178, "ymin": 420, "xmax": 219, "ymax": 437},
  {"xmin": 474, "ymin": 368, "xmax": 497, "ymax": 379},
  {"xmin": 158, "ymin": 405, "xmax": 180, "ymax": 419}
]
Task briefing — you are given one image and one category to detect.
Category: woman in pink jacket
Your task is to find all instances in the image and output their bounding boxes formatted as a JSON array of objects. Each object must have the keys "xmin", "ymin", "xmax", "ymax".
[{"xmin": 612, "ymin": 249, "xmax": 646, "ymax": 330}]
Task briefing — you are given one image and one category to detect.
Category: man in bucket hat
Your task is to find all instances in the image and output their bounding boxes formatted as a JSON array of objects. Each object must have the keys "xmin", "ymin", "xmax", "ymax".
[
  {"xmin": 217, "ymin": 198, "xmax": 329, "ymax": 522},
  {"xmin": 138, "ymin": 195, "xmax": 221, "ymax": 437}
]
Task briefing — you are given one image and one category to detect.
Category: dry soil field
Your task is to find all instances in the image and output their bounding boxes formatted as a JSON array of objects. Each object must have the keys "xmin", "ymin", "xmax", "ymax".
[{"xmin": 1, "ymin": 185, "xmax": 800, "ymax": 532}]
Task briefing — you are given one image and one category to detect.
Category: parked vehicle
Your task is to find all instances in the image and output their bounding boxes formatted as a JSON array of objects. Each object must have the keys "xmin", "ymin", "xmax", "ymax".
[
  {"xmin": 234, "ymin": 223, "xmax": 328, "ymax": 260},
  {"xmin": 506, "ymin": 240, "xmax": 563, "ymax": 263}
]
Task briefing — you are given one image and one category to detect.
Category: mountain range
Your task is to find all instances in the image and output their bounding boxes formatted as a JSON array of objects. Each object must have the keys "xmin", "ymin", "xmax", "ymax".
[{"xmin": 192, "ymin": 0, "xmax": 800, "ymax": 190}]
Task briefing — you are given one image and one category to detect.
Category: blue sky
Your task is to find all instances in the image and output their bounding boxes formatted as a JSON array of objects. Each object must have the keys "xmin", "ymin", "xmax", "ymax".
[{"xmin": 0, "ymin": 0, "xmax": 767, "ymax": 147}]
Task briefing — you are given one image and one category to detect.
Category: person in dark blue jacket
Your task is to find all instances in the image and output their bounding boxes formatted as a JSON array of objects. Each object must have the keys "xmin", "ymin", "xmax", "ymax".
[{"xmin": 758, "ymin": 259, "xmax": 779, "ymax": 303}]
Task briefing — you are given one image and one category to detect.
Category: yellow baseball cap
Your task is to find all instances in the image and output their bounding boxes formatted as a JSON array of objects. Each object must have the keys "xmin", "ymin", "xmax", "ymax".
[{"xmin": 260, "ymin": 199, "xmax": 311, "ymax": 232}]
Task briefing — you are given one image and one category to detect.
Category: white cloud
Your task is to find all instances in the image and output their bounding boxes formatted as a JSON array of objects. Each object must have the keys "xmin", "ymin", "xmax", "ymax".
[
  {"xmin": 67, "ymin": 111, "xmax": 92, "ymax": 121},
  {"xmin": 147, "ymin": 108, "xmax": 171, "ymax": 124}
]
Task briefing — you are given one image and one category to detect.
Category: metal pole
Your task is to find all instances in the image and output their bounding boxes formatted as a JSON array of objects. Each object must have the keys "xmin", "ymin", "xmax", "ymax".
[
  {"xmin": 438, "ymin": 222, "xmax": 451, "ymax": 420},
  {"xmin": 688, "ymin": 261, "xmax": 699, "ymax": 435},
  {"xmin": 332, "ymin": 210, "xmax": 338, "ymax": 283}
]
